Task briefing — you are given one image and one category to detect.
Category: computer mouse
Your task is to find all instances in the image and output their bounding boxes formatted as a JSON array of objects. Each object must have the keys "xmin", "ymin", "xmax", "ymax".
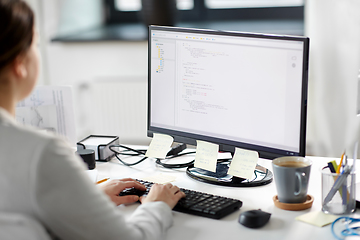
[{"xmin": 238, "ymin": 209, "xmax": 271, "ymax": 228}]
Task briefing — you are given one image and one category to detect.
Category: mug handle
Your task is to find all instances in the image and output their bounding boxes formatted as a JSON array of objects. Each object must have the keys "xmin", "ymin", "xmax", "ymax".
[{"xmin": 294, "ymin": 172, "xmax": 306, "ymax": 196}]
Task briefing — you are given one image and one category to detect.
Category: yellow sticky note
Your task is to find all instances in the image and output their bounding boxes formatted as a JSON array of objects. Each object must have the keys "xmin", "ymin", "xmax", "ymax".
[
  {"xmin": 145, "ymin": 133, "xmax": 174, "ymax": 159},
  {"xmin": 227, "ymin": 148, "xmax": 259, "ymax": 179},
  {"xmin": 142, "ymin": 173, "xmax": 176, "ymax": 184},
  {"xmin": 194, "ymin": 140, "xmax": 219, "ymax": 172},
  {"xmin": 296, "ymin": 211, "xmax": 338, "ymax": 227}
]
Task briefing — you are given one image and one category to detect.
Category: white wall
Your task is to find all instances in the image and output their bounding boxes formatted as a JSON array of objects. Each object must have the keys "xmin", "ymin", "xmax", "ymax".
[
  {"xmin": 47, "ymin": 42, "xmax": 148, "ymax": 86},
  {"xmin": 23, "ymin": 0, "xmax": 46, "ymax": 85},
  {"xmin": 305, "ymin": 0, "xmax": 360, "ymax": 157}
]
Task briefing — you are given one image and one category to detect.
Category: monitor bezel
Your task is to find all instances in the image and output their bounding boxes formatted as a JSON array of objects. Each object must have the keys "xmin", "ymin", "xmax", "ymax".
[{"xmin": 147, "ymin": 25, "xmax": 309, "ymax": 160}]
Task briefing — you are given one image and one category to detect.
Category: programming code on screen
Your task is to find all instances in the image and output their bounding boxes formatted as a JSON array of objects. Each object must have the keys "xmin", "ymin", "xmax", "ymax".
[{"xmin": 150, "ymin": 30, "xmax": 304, "ymax": 153}]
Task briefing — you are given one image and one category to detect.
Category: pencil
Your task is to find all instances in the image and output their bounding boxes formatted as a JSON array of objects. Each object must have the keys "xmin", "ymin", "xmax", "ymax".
[
  {"xmin": 96, "ymin": 178, "xmax": 109, "ymax": 184},
  {"xmin": 336, "ymin": 152, "xmax": 345, "ymax": 174}
]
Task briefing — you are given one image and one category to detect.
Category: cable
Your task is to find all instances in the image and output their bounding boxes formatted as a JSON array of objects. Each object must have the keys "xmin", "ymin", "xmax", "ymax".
[
  {"xmin": 167, "ymin": 143, "xmax": 187, "ymax": 156},
  {"xmin": 109, "ymin": 145, "xmax": 148, "ymax": 166},
  {"xmin": 154, "ymin": 143, "xmax": 197, "ymax": 169},
  {"xmin": 109, "ymin": 144, "xmax": 195, "ymax": 167},
  {"xmin": 156, "ymin": 151, "xmax": 196, "ymax": 168},
  {"xmin": 110, "ymin": 145, "xmax": 147, "ymax": 156},
  {"xmin": 109, "ymin": 144, "xmax": 240, "ymax": 170}
]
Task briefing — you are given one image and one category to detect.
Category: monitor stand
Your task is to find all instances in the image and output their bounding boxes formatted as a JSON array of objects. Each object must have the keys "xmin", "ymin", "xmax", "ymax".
[{"xmin": 186, "ymin": 160, "xmax": 273, "ymax": 187}]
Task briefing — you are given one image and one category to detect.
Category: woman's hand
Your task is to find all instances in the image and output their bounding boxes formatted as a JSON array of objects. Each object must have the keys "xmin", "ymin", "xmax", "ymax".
[
  {"xmin": 99, "ymin": 178, "xmax": 146, "ymax": 206},
  {"xmin": 141, "ymin": 183, "xmax": 186, "ymax": 209}
]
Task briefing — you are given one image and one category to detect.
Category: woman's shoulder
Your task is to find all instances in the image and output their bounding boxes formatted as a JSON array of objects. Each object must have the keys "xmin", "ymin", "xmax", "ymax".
[
  {"xmin": 0, "ymin": 110, "xmax": 82, "ymax": 175},
  {"xmin": 1, "ymin": 114, "xmax": 70, "ymax": 153},
  {"xmin": 6, "ymin": 120, "xmax": 85, "ymax": 172},
  {"xmin": 0, "ymin": 108, "xmax": 57, "ymax": 144},
  {"xmin": 12, "ymin": 122, "xmax": 57, "ymax": 142}
]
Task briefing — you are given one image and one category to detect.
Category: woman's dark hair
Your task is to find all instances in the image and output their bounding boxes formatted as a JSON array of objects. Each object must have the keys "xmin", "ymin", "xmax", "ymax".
[{"xmin": 0, "ymin": 0, "xmax": 34, "ymax": 71}]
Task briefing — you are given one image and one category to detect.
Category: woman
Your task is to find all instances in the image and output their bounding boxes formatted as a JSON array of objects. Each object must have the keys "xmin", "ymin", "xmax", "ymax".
[{"xmin": 0, "ymin": 0, "xmax": 185, "ymax": 239}]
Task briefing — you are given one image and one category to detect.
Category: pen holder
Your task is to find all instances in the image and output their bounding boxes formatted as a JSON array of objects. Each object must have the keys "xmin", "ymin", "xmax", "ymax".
[{"xmin": 321, "ymin": 169, "xmax": 356, "ymax": 215}]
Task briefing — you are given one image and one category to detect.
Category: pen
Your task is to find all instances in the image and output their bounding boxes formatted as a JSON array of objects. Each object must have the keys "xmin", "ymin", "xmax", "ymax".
[
  {"xmin": 326, "ymin": 159, "xmax": 348, "ymax": 200},
  {"xmin": 341, "ymin": 155, "xmax": 348, "ymax": 205},
  {"xmin": 96, "ymin": 178, "xmax": 109, "ymax": 184},
  {"xmin": 327, "ymin": 161, "xmax": 336, "ymax": 173},
  {"xmin": 323, "ymin": 165, "xmax": 352, "ymax": 205}
]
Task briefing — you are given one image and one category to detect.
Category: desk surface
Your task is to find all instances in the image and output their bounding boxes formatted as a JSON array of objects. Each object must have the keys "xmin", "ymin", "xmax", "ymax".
[{"xmin": 94, "ymin": 147, "xmax": 359, "ymax": 240}]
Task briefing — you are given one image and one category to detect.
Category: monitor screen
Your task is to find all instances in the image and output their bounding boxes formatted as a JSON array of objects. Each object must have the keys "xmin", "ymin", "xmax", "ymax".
[{"xmin": 147, "ymin": 26, "xmax": 309, "ymax": 160}]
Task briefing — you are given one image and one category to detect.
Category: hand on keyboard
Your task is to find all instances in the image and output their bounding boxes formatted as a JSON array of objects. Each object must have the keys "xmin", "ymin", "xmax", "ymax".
[
  {"xmin": 120, "ymin": 179, "xmax": 243, "ymax": 219},
  {"xmin": 141, "ymin": 183, "xmax": 186, "ymax": 209},
  {"xmin": 99, "ymin": 178, "xmax": 147, "ymax": 206}
]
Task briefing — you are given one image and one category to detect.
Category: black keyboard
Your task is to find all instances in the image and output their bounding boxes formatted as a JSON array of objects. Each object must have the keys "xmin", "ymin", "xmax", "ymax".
[{"xmin": 119, "ymin": 179, "xmax": 243, "ymax": 219}]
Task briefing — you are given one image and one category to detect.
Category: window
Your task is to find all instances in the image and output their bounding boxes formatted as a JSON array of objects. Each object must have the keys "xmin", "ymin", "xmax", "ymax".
[
  {"xmin": 105, "ymin": 0, "xmax": 304, "ymax": 24},
  {"xmin": 115, "ymin": 0, "xmax": 141, "ymax": 11},
  {"xmin": 205, "ymin": 0, "xmax": 303, "ymax": 8},
  {"xmin": 115, "ymin": 0, "xmax": 194, "ymax": 11}
]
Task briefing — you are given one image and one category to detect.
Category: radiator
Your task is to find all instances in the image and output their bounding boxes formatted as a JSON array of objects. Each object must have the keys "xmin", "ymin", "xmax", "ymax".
[{"xmin": 75, "ymin": 77, "xmax": 150, "ymax": 145}]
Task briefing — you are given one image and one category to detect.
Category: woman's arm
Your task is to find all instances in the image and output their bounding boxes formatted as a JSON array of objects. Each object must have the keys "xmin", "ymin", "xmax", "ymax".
[{"xmin": 32, "ymin": 138, "xmax": 177, "ymax": 240}]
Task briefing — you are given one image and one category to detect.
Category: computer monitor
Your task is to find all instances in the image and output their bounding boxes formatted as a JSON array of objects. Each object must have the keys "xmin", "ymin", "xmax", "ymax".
[{"xmin": 147, "ymin": 26, "xmax": 309, "ymax": 186}]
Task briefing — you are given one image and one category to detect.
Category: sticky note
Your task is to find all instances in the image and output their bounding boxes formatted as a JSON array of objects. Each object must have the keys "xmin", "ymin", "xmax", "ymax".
[
  {"xmin": 145, "ymin": 133, "xmax": 174, "ymax": 159},
  {"xmin": 142, "ymin": 173, "xmax": 176, "ymax": 184},
  {"xmin": 194, "ymin": 140, "xmax": 219, "ymax": 172},
  {"xmin": 296, "ymin": 211, "xmax": 338, "ymax": 227},
  {"xmin": 227, "ymin": 148, "xmax": 258, "ymax": 179}
]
